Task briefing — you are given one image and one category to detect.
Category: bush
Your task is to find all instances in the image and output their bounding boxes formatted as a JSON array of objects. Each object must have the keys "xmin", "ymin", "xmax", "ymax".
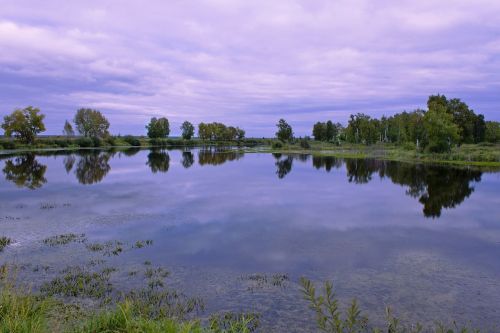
[
  {"xmin": 0, "ymin": 141, "xmax": 17, "ymax": 150},
  {"xmin": 91, "ymin": 137, "xmax": 103, "ymax": 147},
  {"xmin": 299, "ymin": 138, "xmax": 310, "ymax": 149},
  {"xmin": 401, "ymin": 142, "xmax": 416, "ymax": 151},
  {"xmin": 123, "ymin": 135, "xmax": 141, "ymax": 147},
  {"xmin": 105, "ymin": 136, "xmax": 117, "ymax": 146},
  {"xmin": 76, "ymin": 137, "xmax": 93, "ymax": 148},
  {"xmin": 55, "ymin": 139, "xmax": 70, "ymax": 148},
  {"xmin": 272, "ymin": 141, "xmax": 283, "ymax": 149}
]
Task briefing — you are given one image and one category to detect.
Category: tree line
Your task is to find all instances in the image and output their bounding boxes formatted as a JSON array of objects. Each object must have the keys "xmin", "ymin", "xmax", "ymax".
[
  {"xmin": 0, "ymin": 107, "xmax": 246, "ymax": 143},
  {"xmin": 1, "ymin": 94, "xmax": 500, "ymax": 153},
  {"xmin": 273, "ymin": 94, "xmax": 500, "ymax": 153}
]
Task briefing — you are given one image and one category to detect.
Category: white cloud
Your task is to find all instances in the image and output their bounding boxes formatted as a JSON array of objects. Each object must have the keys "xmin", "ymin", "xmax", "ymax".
[{"xmin": 0, "ymin": 0, "xmax": 499, "ymax": 135}]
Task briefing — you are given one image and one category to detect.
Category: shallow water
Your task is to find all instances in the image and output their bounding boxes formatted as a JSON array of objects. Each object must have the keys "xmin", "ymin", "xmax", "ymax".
[{"xmin": 1, "ymin": 148, "xmax": 500, "ymax": 331}]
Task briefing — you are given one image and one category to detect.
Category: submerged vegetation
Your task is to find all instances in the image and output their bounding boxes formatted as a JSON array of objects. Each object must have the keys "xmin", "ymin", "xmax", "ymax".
[
  {"xmin": 0, "ymin": 236, "xmax": 12, "ymax": 252},
  {"xmin": 0, "ymin": 264, "xmax": 487, "ymax": 332}
]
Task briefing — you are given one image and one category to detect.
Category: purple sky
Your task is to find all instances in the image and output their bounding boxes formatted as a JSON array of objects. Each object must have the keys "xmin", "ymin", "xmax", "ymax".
[{"xmin": 1, "ymin": 0, "xmax": 500, "ymax": 137}]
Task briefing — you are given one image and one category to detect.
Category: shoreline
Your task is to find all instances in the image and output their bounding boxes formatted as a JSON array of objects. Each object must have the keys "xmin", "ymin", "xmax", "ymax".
[{"xmin": 1, "ymin": 140, "xmax": 500, "ymax": 168}]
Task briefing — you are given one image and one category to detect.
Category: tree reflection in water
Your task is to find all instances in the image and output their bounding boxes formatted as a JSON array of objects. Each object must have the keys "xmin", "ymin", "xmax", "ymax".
[
  {"xmin": 378, "ymin": 161, "xmax": 482, "ymax": 218},
  {"xmin": 275, "ymin": 155, "xmax": 294, "ymax": 179},
  {"xmin": 147, "ymin": 150, "xmax": 170, "ymax": 173},
  {"xmin": 181, "ymin": 151, "xmax": 194, "ymax": 169},
  {"xmin": 198, "ymin": 148, "xmax": 243, "ymax": 166},
  {"xmin": 75, "ymin": 151, "xmax": 112, "ymax": 185},
  {"xmin": 1, "ymin": 149, "xmax": 488, "ymax": 218},
  {"xmin": 3, "ymin": 154, "xmax": 47, "ymax": 189},
  {"xmin": 63, "ymin": 155, "xmax": 76, "ymax": 173},
  {"xmin": 312, "ymin": 156, "xmax": 342, "ymax": 172},
  {"xmin": 342, "ymin": 158, "xmax": 483, "ymax": 218}
]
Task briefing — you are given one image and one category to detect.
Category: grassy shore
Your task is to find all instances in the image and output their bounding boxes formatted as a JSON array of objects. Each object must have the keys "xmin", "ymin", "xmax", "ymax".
[{"xmin": 1, "ymin": 136, "xmax": 499, "ymax": 168}]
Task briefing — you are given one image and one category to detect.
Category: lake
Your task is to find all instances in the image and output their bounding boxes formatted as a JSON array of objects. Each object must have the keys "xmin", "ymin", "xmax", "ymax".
[{"xmin": 1, "ymin": 148, "xmax": 500, "ymax": 331}]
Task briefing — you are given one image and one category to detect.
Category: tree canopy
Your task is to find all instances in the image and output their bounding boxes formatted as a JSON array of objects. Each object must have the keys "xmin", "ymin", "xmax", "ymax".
[
  {"xmin": 63, "ymin": 120, "xmax": 74, "ymax": 137},
  {"xmin": 275, "ymin": 119, "xmax": 293, "ymax": 142},
  {"xmin": 180, "ymin": 121, "xmax": 195, "ymax": 140},
  {"xmin": 337, "ymin": 95, "xmax": 494, "ymax": 152},
  {"xmin": 1, "ymin": 106, "xmax": 46, "ymax": 144},
  {"xmin": 198, "ymin": 122, "xmax": 245, "ymax": 141},
  {"xmin": 74, "ymin": 108, "xmax": 110, "ymax": 138},
  {"xmin": 146, "ymin": 117, "xmax": 170, "ymax": 139}
]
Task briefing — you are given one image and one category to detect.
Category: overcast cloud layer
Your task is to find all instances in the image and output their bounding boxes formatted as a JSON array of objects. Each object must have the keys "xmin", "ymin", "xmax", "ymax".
[{"xmin": 1, "ymin": 0, "xmax": 499, "ymax": 136}]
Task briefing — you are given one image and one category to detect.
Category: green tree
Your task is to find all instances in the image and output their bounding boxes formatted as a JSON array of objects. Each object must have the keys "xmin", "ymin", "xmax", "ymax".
[
  {"xmin": 74, "ymin": 108, "xmax": 110, "ymax": 138},
  {"xmin": 235, "ymin": 127, "xmax": 245, "ymax": 140},
  {"xmin": 63, "ymin": 120, "xmax": 75, "ymax": 137},
  {"xmin": 180, "ymin": 121, "xmax": 194, "ymax": 140},
  {"xmin": 423, "ymin": 102, "xmax": 459, "ymax": 153},
  {"xmin": 1, "ymin": 106, "xmax": 46, "ymax": 144},
  {"xmin": 276, "ymin": 119, "xmax": 293, "ymax": 142},
  {"xmin": 485, "ymin": 121, "xmax": 500, "ymax": 143},
  {"xmin": 325, "ymin": 120, "xmax": 336, "ymax": 142},
  {"xmin": 346, "ymin": 113, "xmax": 377, "ymax": 144},
  {"xmin": 312, "ymin": 122, "xmax": 326, "ymax": 141},
  {"xmin": 146, "ymin": 117, "xmax": 170, "ymax": 139}
]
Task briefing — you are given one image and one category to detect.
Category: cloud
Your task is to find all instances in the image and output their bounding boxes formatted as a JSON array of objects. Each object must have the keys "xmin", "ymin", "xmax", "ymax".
[{"xmin": 0, "ymin": 0, "xmax": 499, "ymax": 136}]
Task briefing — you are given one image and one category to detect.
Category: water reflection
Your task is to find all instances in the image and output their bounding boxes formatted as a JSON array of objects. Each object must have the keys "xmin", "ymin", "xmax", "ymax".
[
  {"xmin": 0, "ymin": 149, "xmax": 492, "ymax": 218},
  {"xmin": 379, "ymin": 161, "xmax": 482, "ymax": 218},
  {"xmin": 312, "ymin": 156, "xmax": 342, "ymax": 172},
  {"xmin": 2, "ymin": 154, "xmax": 47, "ymax": 189},
  {"xmin": 198, "ymin": 148, "xmax": 243, "ymax": 166},
  {"xmin": 63, "ymin": 155, "xmax": 76, "ymax": 174},
  {"xmin": 312, "ymin": 156, "xmax": 483, "ymax": 218},
  {"xmin": 181, "ymin": 151, "xmax": 194, "ymax": 169},
  {"xmin": 75, "ymin": 151, "xmax": 112, "ymax": 185},
  {"xmin": 120, "ymin": 147, "xmax": 141, "ymax": 157},
  {"xmin": 275, "ymin": 155, "xmax": 294, "ymax": 179},
  {"xmin": 147, "ymin": 150, "xmax": 170, "ymax": 173}
]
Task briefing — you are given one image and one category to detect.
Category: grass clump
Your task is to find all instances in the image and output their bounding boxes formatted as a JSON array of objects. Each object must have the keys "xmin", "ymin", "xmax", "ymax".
[
  {"xmin": 73, "ymin": 301, "xmax": 203, "ymax": 333},
  {"xmin": 43, "ymin": 234, "xmax": 86, "ymax": 247},
  {"xmin": 133, "ymin": 239, "xmax": 154, "ymax": 249},
  {"xmin": 209, "ymin": 312, "xmax": 260, "ymax": 333},
  {"xmin": 0, "ymin": 236, "xmax": 12, "ymax": 252},
  {"xmin": 0, "ymin": 284, "xmax": 53, "ymax": 333},
  {"xmin": 85, "ymin": 241, "xmax": 123, "ymax": 256},
  {"xmin": 40, "ymin": 266, "xmax": 114, "ymax": 299}
]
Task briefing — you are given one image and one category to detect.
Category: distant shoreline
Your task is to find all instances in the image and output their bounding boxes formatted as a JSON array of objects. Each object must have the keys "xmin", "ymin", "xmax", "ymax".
[{"xmin": 1, "ymin": 136, "xmax": 499, "ymax": 168}]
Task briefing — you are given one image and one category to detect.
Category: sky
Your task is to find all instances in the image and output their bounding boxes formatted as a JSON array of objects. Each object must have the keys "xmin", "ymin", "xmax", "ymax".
[{"xmin": 1, "ymin": 0, "xmax": 500, "ymax": 137}]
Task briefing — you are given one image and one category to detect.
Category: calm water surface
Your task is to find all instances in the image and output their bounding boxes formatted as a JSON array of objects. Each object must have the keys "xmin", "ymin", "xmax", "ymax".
[{"xmin": 1, "ymin": 148, "xmax": 500, "ymax": 331}]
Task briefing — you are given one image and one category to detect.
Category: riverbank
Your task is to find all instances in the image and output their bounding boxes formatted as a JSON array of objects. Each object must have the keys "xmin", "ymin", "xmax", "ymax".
[{"xmin": 1, "ymin": 136, "xmax": 499, "ymax": 168}]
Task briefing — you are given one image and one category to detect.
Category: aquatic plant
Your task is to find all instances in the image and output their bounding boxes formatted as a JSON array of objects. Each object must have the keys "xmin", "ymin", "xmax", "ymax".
[
  {"xmin": 133, "ymin": 239, "xmax": 154, "ymax": 249},
  {"xmin": 42, "ymin": 234, "xmax": 86, "ymax": 246},
  {"xmin": 40, "ymin": 266, "xmax": 114, "ymax": 299},
  {"xmin": 85, "ymin": 241, "xmax": 123, "ymax": 256},
  {"xmin": 0, "ymin": 236, "xmax": 12, "ymax": 252},
  {"xmin": 241, "ymin": 273, "xmax": 289, "ymax": 291},
  {"xmin": 209, "ymin": 312, "xmax": 260, "ymax": 333},
  {"xmin": 300, "ymin": 277, "xmax": 482, "ymax": 333}
]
